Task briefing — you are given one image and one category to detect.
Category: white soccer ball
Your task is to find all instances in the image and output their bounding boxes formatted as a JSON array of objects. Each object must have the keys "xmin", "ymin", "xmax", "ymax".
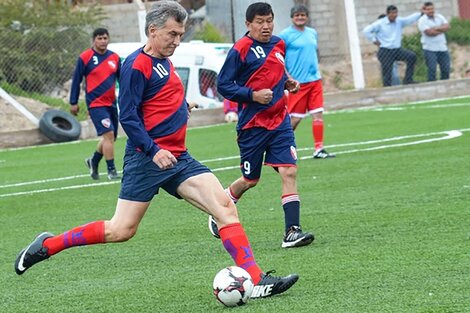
[
  {"xmin": 213, "ymin": 266, "xmax": 254, "ymax": 307},
  {"xmin": 224, "ymin": 111, "xmax": 238, "ymax": 123}
]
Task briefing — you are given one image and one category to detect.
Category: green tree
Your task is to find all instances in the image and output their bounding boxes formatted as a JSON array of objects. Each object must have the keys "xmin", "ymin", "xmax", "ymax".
[{"xmin": 0, "ymin": 0, "xmax": 106, "ymax": 94}]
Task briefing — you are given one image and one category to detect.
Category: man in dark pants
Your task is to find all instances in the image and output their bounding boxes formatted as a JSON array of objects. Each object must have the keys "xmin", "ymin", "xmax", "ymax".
[{"xmin": 363, "ymin": 5, "xmax": 423, "ymax": 86}]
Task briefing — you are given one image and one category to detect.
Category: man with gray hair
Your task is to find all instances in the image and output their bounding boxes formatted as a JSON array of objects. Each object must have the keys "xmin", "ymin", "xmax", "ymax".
[{"xmin": 15, "ymin": 0, "xmax": 299, "ymax": 300}]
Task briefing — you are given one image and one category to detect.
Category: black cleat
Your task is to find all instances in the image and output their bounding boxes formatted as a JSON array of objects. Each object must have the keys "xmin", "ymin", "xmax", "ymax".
[
  {"xmin": 15, "ymin": 232, "xmax": 54, "ymax": 275},
  {"xmin": 281, "ymin": 225, "xmax": 314, "ymax": 248},
  {"xmin": 107, "ymin": 168, "xmax": 120, "ymax": 180},
  {"xmin": 250, "ymin": 270, "xmax": 299, "ymax": 299},
  {"xmin": 85, "ymin": 158, "xmax": 99, "ymax": 180},
  {"xmin": 313, "ymin": 148, "xmax": 336, "ymax": 159},
  {"xmin": 208, "ymin": 215, "xmax": 220, "ymax": 239}
]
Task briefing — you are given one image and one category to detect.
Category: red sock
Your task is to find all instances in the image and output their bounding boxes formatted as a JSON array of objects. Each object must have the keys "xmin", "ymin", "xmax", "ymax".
[
  {"xmin": 43, "ymin": 221, "xmax": 105, "ymax": 256},
  {"xmin": 313, "ymin": 118, "xmax": 324, "ymax": 151},
  {"xmin": 219, "ymin": 223, "xmax": 263, "ymax": 284}
]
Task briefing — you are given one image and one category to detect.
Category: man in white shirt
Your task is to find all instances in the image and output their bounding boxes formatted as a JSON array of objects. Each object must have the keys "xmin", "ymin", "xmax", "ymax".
[{"xmin": 418, "ymin": 2, "xmax": 451, "ymax": 81}]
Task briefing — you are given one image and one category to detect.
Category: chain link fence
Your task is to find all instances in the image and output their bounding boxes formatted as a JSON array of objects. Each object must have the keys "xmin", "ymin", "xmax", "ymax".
[{"xmin": 0, "ymin": 0, "xmax": 469, "ymax": 115}]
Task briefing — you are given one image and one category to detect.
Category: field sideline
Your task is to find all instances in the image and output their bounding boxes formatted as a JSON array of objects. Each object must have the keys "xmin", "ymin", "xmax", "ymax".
[{"xmin": 1, "ymin": 97, "xmax": 469, "ymax": 312}]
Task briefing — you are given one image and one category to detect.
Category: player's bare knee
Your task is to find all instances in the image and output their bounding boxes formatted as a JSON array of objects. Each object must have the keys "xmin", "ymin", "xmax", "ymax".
[{"xmin": 213, "ymin": 202, "xmax": 239, "ymax": 225}]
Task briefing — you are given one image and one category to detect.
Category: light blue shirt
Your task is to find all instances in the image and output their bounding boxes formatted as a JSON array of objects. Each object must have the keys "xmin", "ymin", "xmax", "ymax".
[
  {"xmin": 279, "ymin": 25, "xmax": 321, "ymax": 83},
  {"xmin": 418, "ymin": 13, "xmax": 448, "ymax": 51},
  {"xmin": 363, "ymin": 12, "xmax": 421, "ymax": 49}
]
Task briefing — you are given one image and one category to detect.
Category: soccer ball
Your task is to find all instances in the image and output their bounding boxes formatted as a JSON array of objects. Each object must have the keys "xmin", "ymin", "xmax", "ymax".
[
  {"xmin": 213, "ymin": 266, "xmax": 254, "ymax": 307},
  {"xmin": 224, "ymin": 111, "xmax": 238, "ymax": 123}
]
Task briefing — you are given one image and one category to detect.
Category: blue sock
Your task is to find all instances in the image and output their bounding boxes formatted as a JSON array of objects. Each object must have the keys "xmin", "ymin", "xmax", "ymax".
[
  {"xmin": 92, "ymin": 151, "xmax": 103, "ymax": 166},
  {"xmin": 106, "ymin": 159, "xmax": 115, "ymax": 171},
  {"xmin": 282, "ymin": 194, "xmax": 300, "ymax": 232}
]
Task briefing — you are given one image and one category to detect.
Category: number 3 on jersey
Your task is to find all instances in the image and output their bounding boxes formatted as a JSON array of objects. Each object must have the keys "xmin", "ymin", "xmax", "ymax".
[{"xmin": 250, "ymin": 46, "xmax": 266, "ymax": 59}]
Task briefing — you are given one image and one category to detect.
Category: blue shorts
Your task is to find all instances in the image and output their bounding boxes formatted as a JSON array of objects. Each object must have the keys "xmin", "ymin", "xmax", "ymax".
[
  {"xmin": 119, "ymin": 150, "xmax": 211, "ymax": 202},
  {"xmin": 237, "ymin": 127, "xmax": 297, "ymax": 181},
  {"xmin": 89, "ymin": 106, "xmax": 119, "ymax": 138}
]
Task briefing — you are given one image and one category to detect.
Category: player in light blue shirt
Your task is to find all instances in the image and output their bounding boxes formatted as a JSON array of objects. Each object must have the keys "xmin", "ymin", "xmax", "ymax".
[
  {"xmin": 279, "ymin": 4, "xmax": 335, "ymax": 159},
  {"xmin": 363, "ymin": 5, "xmax": 422, "ymax": 86}
]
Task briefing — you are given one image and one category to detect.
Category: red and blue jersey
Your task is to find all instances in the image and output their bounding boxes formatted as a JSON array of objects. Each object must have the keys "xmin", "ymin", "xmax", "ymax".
[
  {"xmin": 118, "ymin": 47, "xmax": 188, "ymax": 159},
  {"xmin": 217, "ymin": 34, "xmax": 290, "ymax": 131},
  {"xmin": 70, "ymin": 48, "xmax": 120, "ymax": 108}
]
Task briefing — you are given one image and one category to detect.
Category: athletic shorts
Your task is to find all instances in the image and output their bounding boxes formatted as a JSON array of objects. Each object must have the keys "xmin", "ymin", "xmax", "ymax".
[
  {"xmin": 287, "ymin": 79, "xmax": 324, "ymax": 118},
  {"xmin": 237, "ymin": 127, "xmax": 297, "ymax": 181},
  {"xmin": 119, "ymin": 150, "xmax": 211, "ymax": 202},
  {"xmin": 89, "ymin": 106, "xmax": 119, "ymax": 137}
]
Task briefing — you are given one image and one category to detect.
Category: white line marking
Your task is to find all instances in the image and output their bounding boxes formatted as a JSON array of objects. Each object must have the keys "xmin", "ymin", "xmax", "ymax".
[
  {"xmin": 0, "ymin": 129, "xmax": 467, "ymax": 198},
  {"xmin": 0, "ymin": 181, "xmax": 119, "ymax": 198},
  {"xmin": 299, "ymin": 130, "xmax": 462, "ymax": 160}
]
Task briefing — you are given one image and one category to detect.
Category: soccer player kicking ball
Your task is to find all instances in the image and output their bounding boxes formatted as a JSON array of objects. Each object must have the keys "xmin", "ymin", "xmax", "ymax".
[
  {"xmin": 209, "ymin": 2, "xmax": 314, "ymax": 248},
  {"xmin": 15, "ymin": 1, "xmax": 298, "ymax": 300}
]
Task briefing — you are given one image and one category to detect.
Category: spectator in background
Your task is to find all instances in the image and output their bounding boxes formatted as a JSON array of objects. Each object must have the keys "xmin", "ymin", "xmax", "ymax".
[
  {"xmin": 70, "ymin": 28, "xmax": 121, "ymax": 180},
  {"xmin": 279, "ymin": 4, "xmax": 335, "ymax": 159},
  {"xmin": 418, "ymin": 2, "xmax": 451, "ymax": 81},
  {"xmin": 363, "ymin": 5, "xmax": 423, "ymax": 86},
  {"xmin": 378, "ymin": 13, "xmax": 401, "ymax": 86}
]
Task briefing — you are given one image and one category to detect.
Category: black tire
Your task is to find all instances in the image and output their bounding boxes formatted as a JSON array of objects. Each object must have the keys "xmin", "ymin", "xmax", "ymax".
[{"xmin": 39, "ymin": 109, "xmax": 81, "ymax": 142}]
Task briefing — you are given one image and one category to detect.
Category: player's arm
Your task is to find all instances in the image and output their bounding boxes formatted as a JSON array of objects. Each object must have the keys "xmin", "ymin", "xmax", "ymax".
[
  {"xmin": 400, "ymin": 12, "xmax": 422, "ymax": 27},
  {"xmin": 217, "ymin": 50, "xmax": 253, "ymax": 103},
  {"xmin": 69, "ymin": 58, "xmax": 85, "ymax": 116},
  {"xmin": 363, "ymin": 20, "xmax": 381, "ymax": 46},
  {"xmin": 118, "ymin": 65, "xmax": 160, "ymax": 160}
]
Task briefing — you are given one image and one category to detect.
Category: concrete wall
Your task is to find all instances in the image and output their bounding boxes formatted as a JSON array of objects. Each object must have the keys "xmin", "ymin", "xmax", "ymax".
[{"xmin": 101, "ymin": 3, "xmax": 142, "ymax": 43}]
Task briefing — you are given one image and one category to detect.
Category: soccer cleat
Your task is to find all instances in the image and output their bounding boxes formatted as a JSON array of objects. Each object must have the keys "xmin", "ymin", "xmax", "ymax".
[
  {"xmin": 15, "ymin": 232, "xmax": 54, "ymax": 275},
  {"xmin": 313, "ymin": 148, "xmax": 336, "ymax": 159},
  {"xmin": 250, "ymin": 270, "xmax": 299, "ymax": 299},
  {"xmin": 107, "ymin": 168, "xmax": 121, "ymax": 180},
  {"xmin": 281, "ymin": 225, "xmax": 314, "ymax": 248},
  {"xmin": 208, "ymin": 215, "xmax": 220, "ymax": 239},
  {"xmin": 85, "ymin": 157, "xmax": 99, "ymax": 180}
]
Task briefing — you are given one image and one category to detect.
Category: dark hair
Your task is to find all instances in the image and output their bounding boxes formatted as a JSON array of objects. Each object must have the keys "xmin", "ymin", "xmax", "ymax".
[
  {"xmin": 386, "ymin": 5, "xmax": 397, "ymax": 14},
  {"xmin": 92, "ymin": 28, "xmax": 109, "ymax": 39},
  {"xmin": 290, "ymin": 4, "xmax": 309, "ymax": 18},
  {"xmin": 246, "ymin": 2, "xmax": 273, "ymax": 22},
  {"xmin": 378, "ymin": 13, "xmax": 386, "ymax": 19},
  {"xmin": 423, "ymin": 2, "xmax": 434, "ymax": 7}
]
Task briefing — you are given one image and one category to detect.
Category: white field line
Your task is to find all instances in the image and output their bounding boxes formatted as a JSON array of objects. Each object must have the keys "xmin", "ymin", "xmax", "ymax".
[
  {"xmin": 0, "ymin": 181, "xmax": 119, "ymax": 198},
  {"xmin": 299, "ymin": 130, "xmax": 462, "ymax": 160},
  {"xmin": 328, "ymin": 101, "xmax": 470, "ymax": 114},
  {"xmin": 0, "ymin": 129, "xmax": 468, "ymax": 198}
]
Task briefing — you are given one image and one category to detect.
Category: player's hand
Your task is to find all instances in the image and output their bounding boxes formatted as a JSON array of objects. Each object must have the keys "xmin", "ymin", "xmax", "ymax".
[
  {"xmin": 253, "ymin": 89, "xmax": 273, "ymax": 104},
  {"xmin": 153, "ymin": 149, "xmax": 177, "ymax": 170},
  {"xmin": 285, "ymin": 79, "xmax": 300, "ymax": 93},
  {"xmin": 70, "ymin": 104, "xmax": 79, "ymax": 116}
]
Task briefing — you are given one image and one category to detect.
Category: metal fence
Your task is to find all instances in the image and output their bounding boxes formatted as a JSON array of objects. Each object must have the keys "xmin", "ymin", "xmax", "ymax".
[{"xmin": 0, "ymin": 0, "xmax": 469, "ymax": 110}]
